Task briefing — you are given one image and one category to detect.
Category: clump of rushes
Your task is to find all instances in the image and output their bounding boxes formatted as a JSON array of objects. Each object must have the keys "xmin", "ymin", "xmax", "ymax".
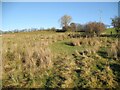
[
  {"xmin": 74, "ymin": 53, "xmax": 118, "ymax": 88},
  {"xmin": 72, "ymin": 39, "xmax": 81, "ymax": 46},
  {"xmin": 46, "ymin": 54, "xmax": 78, "ymax": 88},
  {"xmin": 107, "ymin": 39, "xmax": 120, "ymax": 60},
  {"xmin": 3, "ymin": 43, "xmax": 53, "ymax": 88},
  {"xmin": 32, "ymin": 47, "xmax": 53, "ymax": 69}
]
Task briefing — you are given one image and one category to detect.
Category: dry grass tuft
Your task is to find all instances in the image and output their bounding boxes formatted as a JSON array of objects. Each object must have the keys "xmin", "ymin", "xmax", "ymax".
[{"xmin": 107, "ymin": 39, "xmax": 120, "ymax": 60}]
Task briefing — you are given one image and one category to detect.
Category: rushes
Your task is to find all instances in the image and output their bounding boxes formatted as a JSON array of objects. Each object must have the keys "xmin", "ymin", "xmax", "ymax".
[
  {"xmin": 46, "ymin": 54, "xmax": 77, "ymax": 88},
  {"xmin": 70, "ymin": 37, "xmax": 101, "ymax": 47},
  {"xmin": 2, "ymin": 35, "xmax": 53, "ymax": 87},
  {"xmin": 107, "ymin": 39, "xmax": 120, "ymax": 60},
  {"xmin": 32, "ymin": 47, "xmax": 52, "ymax": 69},
  {"xmin": 74, "ymin": 51, "xmax": 117, "ymax": 88},
  {"xmin": 2, "ymin": 31, "xmax": 120, "ymax": 88}
]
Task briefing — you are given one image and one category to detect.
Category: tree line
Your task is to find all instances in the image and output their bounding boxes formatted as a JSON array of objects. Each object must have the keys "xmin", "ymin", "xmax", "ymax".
[
  {"xmin": 2, "ymin": 15, "xmax": 120, "ymax": 35},
  {"xmin": 59, "ymin": 15, "xmax": 120, "ymax": 36}
]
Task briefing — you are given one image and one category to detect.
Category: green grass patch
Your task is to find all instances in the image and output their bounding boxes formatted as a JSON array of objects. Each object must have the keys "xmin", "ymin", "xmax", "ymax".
[
  {"xmin": 103, "ymin": 28, "xmax": 116, "ymax": 34},
  {"xmin": 49, "ymin": 39, "xmax": 85, "ymax": 55}
]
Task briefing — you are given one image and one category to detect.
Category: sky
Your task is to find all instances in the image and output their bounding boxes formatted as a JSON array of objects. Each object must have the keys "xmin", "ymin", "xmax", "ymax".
[
  {"xmin": 118, "ymin": 1, "xmax": 120, "ymax": 16},
  {"xmin": 0, "ymin": 2, "xmax": 2, "ymax": 31},
  {"xmin": 2, "ymin": 2, "xmax": 119, "ymax": 31}
]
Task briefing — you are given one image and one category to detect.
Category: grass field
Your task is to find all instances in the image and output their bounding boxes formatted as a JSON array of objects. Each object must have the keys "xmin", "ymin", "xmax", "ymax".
[
  {"xmin": 103, "ymin": 28, "xmax": 116, "ymax": 34},
  {"xmin": 1, "ymin": 29, "xmax": 120, "ymax": 88}
]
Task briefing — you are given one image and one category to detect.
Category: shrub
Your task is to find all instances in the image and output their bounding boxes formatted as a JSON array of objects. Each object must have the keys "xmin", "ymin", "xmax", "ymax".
[
  {"xmin": 111, "ymin": 16, "xmax": 120, "ymax": 33},
  {"xmin": 84, "ymin": 22, "xmax": 106, "ymax": 37},
  {"xmin": 70, "ymin": 22, "xmax": 77, "ymax": 32}
]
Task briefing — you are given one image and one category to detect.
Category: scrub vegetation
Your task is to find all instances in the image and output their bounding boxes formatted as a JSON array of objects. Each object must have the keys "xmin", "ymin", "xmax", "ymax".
[{"xmin": 1, "ymin": 16, "xmax": 120, "ymax": 88}]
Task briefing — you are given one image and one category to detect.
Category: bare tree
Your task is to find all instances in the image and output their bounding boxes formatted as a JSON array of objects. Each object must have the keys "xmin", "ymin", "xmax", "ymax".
[{"xmin": 59, "ymin": 15, "xmax": 72, "ymax": 31}]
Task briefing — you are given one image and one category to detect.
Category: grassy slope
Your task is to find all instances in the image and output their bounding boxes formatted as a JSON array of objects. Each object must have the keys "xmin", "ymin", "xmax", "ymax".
[
  {"xmin": 49, "ymin": 28, "xmax": 116, "ymax": 56},
  {"xmin": 2, "ymin": 30, "xmax": 120, "ymax": 88},
  {"xmin": 103, "ymin": 28, "xmax": 116, "ymax": 34}
]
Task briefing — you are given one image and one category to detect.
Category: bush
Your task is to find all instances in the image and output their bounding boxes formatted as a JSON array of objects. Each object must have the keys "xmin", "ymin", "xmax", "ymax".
[
  {"xmin": 111, "ymin": 16, "xmax": 120, "ymax": 33},
  {"xmin": 70, "ymin": 22, "xmax": 77, "ymax": 32},
  {"xmin": 84, "ymin": 22, "xmax": 106, "ymax": 37}
]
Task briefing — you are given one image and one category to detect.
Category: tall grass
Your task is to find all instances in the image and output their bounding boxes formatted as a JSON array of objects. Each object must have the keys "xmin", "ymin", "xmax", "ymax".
[
  {"xmin": 2, "ymin": 31, "xmax": 120, "ymax": 88},
  {"xmin": 107, "ymin": 39, "xmax": 120, "ymax": 60},
  {"xmin": 2, "ymin": 33, "xmax": 54, "ymax": 88}
]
